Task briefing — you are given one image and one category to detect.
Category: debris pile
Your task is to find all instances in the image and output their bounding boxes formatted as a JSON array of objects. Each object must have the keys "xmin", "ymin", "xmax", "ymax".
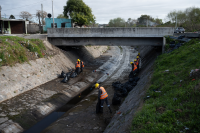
[
  {"xmin": 60, "ymin": 69, "xmax": 77, "ymax": 83},
  {"xmin": 112, "ymin": 76, "xmax": 140, "ymax": 105}
]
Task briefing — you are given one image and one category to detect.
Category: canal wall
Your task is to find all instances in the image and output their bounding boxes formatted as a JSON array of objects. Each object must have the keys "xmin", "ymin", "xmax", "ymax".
[{"xmin": 0, "ymin": 40, "xmax": 108, "ymax": 103}]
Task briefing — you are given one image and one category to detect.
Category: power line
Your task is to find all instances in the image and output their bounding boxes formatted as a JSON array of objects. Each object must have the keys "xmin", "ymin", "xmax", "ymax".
[{"xmin": 1, "ymin": 0, "xmax": 47, "ymax": 11}]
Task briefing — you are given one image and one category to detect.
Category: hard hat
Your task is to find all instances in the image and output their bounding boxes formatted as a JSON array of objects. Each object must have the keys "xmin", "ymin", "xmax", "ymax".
[
  {"xmin": 77, "ymin": 59, "xmax": 80, "ymax": 61},
  {"xmin": 138, "ymin": 53, "xmax": 140, "ymax": 55},
  {"xmin": 137, "ymin": 56, "xmax": 139, "ymax": 58},
  {"xmin": 130, "ymin": 62, "xmax": 133, "ymax": 64},
  {"xmin": 95, "ymin": 83, "xmax": 99, "ymax": 88},
  {"xmin": 134, "ymin": 59, "xmax": 137, "ymax": 62}
]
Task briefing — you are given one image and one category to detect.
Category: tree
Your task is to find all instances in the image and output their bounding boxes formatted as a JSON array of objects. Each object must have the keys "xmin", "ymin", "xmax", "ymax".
[
  {"xmin": 63, "ymin": 0, "xmax": 95, "ymax": 26},
  {"xmin": 19, "ymin": 11, "xmax": 32, "ymax": 20},
  {"xmin": 108, "ymin": 17, "xmax": 125, "ymax": 27},
  {"xmin": 137, "ymin": 15, "xmax": 154, "ymax": 26},
  {"xmin": 57, "ymin": 14, "xmax": 67, "ymax": 19},
  {"xmin": 36, "ymin": 10, "xmax": 47, "ymax": 25},
  {"xmin": 166, "ymin": 7, "xmax": 200, "ymax": 31},
  {"xmin": 9, "ymin": 15, "xmax": 15, "ymax": 19},
  {"xmin": 126, "ymin": 18, "xmax": 137, "ymax": 27},
  {"xmin": 154, "ymin": 18, "xmax": 163, "ymax": 25}
]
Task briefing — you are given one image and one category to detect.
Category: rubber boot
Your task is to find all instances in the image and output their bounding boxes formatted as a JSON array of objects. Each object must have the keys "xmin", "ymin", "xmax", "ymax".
[
  {"xmin": 100, "ymin": 107, "xmax": 103, "ymax": 113},
  {"xmin": 108, "ymin": 107, "xmax": 112, "ymax": 114}
]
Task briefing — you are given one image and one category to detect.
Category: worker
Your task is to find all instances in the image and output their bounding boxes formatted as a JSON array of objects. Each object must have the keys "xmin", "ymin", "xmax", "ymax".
[
  {"xmin": 80, "ymin": 61, "xmax": 84, "ymax": 73},
  {"xmin": 132, "ymin": 59, "xmax": 138, "ymax": 75},
  {"xmin": 136, "ymin": 56, "xmax": 140, "ymax": 72},
  {"xmin": 75, "ymin": 59, "xmax": 81, "ymax": 75},
  {"xmin": 95, "ymin": 83, "xmax": 112, "ymax": 114}
]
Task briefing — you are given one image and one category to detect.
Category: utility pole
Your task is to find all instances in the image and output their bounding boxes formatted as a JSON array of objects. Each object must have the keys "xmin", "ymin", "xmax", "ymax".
[
  {"xmin": 38, "ymin": 12, "xmax": 41, "ymax": 33},
  {"xmin": 52, "ymin": 0, "xmax": 55, "ymax": 28},
  {"xmin": 41, "ymin": 4, "xmax": 44, "ymax": 33},
  {"xmin": 175, "ymin": 14, "xmax": 177, "ymax": 29},
  {"xmin": 0, "ymin": 6, "xmax": 2, "ymax": 34},
  {"xmin": 0, "ymin": 6, "xmax": 1, "ymax": 19}
]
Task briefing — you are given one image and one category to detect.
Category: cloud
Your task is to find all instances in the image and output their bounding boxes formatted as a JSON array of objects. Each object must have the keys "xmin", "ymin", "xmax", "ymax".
[{"xmin": 1, "ymin": 0, "xmax": 200, "ymax": 23}]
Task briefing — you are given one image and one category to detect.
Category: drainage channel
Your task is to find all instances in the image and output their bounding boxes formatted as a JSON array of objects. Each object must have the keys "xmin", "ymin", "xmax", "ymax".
[{"xmin": 23, "ymin": 86, "xmax": 94, "ymax": 133}]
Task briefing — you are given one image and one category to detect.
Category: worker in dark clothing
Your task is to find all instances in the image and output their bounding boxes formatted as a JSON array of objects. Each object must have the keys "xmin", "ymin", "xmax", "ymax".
[
  {"xmin": 95, "ymin": 83, "xmax": 112, "ymax": 113},
  {"xmin": 80, "ymin": 61, "xmax": 84, "ymax": 73},
  {"xmin": 136, "ymin": 56, "xmax": 140, "ymax": 72},
  {"xmin": 75, "ymin": 59, "xmax": 81, "ymax": 75}
]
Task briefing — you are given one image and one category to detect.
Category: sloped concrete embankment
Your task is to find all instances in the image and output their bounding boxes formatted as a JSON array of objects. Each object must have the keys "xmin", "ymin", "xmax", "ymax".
[
  {"xmin": 104, "ymin": 46, "xmax": 160, "ymax": 133},
  {"xmin": 0, "ymin": 40, "xmax": 109, "ymax": 132},
  {"xmin": 0, "ymin": 42, "xmax": 107, "ymax": 103}
]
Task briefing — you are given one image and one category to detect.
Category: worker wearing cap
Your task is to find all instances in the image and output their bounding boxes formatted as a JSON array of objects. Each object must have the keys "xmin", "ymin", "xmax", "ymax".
[
  {"xmin": 136, "ymin": 56, "xmax": 140, "ymax": 72},
  {"xmin": 132, "ymin": 59, "xmax": 138, "ymax": 72},
  {"xmin": 95, "ymin": 83, "xmax": 112, "ymax": 113},
  {"xmin": 75, "ymin": 59, "xmax": 81, "ymax": 75}
]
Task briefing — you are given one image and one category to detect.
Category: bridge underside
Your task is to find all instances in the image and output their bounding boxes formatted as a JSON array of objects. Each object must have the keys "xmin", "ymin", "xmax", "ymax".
[{"xmin": 48, "ymin": 37, "xmax": 164, "ymax": 46}]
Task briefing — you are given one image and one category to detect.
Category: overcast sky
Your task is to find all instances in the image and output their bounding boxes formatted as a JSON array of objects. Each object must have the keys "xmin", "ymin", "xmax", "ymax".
[{"xmin": 1, "ymin": 0, "xmax": 200, "ymax": 24}]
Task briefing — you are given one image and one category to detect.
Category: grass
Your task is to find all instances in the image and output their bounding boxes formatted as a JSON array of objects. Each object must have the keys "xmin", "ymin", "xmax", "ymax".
[
  {"xmin": 0, "ymin": 36, "xmax": 46, "ymax": 66},
  {"xmin": 131, "ymin": 38, "xmax": 200, "ymax": 133}
]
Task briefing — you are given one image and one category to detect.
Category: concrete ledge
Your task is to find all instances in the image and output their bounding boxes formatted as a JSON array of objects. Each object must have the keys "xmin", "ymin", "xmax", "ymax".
[
  {"xmin": 47, "ymin": 27, "xmax": 174, "ymax": 38},
  {"xmin": 174, "ymin": 33, "xmax": 200, "ymax": 38},
  {"xmin": 48, "ymin": 37, "xmax": 164, "ymax": 46}
]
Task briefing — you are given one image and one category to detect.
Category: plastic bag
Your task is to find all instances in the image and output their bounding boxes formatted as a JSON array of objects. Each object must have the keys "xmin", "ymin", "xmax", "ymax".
[
  {"xmin": 112, "ymin": 92, "xmax": 121, "ymax": 105},
  {"xmin": 60, "ymin": 71, "xmax": 66, "ymax": 78}
]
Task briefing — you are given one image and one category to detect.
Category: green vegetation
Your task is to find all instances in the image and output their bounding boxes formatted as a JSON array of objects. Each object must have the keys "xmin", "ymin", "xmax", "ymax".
[
  {"xmin": 161, "ymin": 7, "xmax": 200, "ymax": 32},
  {"xmin": 0, "ymin": 36, "xmax": 46, "ymax": 66},
  {"xmin": 63, "ymin": 0, "xmax": 95, "ymax": 26},
  {"xmin": 131, "ymin": 39, "xmax": 200, "ymax": 132}
]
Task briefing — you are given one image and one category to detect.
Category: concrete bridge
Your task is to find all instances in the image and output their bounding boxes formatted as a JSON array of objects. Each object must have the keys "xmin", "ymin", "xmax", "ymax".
[{"xmin": 47, "ymin": 28, "xmax": 174, "ymax": 52}]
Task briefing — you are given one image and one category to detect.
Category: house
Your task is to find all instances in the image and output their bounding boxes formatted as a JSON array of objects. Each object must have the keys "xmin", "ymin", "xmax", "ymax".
[
  {"xmin": 0, "ymin": 18, "xmax": 28, "ymax": 34},
  {"xmin": 44, "ymin": 18, "xmax": 72, "ymax": 31}
]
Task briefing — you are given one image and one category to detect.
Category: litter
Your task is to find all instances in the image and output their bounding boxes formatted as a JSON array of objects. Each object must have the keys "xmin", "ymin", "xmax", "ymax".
[
  {"xmin": 112, "ymin": 92, "xmax": 121, "ymax": 105},
  {"xmin": 60, "ymin": 71, "xmax": 66, "ymax": 78},
  {"xmin": 165, "ymin": 70, "xmax": 169, "ymax": 72},
  {"xmin": 117, "ymin": 112, "xmax": 121, "ymax": 114}
]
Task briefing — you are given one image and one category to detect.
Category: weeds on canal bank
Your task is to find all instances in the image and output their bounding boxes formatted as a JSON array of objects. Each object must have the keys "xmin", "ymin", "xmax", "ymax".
[
  {"xmin": 131, "ymin": 39, "xmax": 200, "ymax": 132},
  {"xmin": 0, "ymin": 36, "xmax": 46, "ymax": 66}
]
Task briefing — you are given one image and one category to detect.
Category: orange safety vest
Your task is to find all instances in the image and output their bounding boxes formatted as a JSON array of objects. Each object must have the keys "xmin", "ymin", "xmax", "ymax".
[
  {"xmin": 133, "ymin": 63, "xmax": 137, "ymax": 71},
  {"xmin": 76, "ymin": 61, "xmax": 80, "ymax": 68},
  {"xmin": 136, "ymin": 58, "xmax": 140, "ymax": 65},
  {"xmin": 81, "ymin": 61, "xmax": 84, "ymax": 67},
  {"xmin": 100, "ymin": 87, "xmax": 108, "ymax": 99}
]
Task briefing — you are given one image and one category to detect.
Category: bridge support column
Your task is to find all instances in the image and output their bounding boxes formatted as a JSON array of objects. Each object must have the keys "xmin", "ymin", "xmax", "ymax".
[{"xmin": 162, "ymin": 37, "xmax": 166, "ymax": 54}]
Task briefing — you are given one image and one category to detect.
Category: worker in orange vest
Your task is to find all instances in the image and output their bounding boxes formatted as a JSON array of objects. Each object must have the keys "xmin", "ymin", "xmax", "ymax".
[
  {"xmin": 95, "ymin": 83, "xmax": 112, "ymax": 113},
  {"xmin": 80, "ymin": 61, "xmax": 84, "ymax": 73},
  {"xmin": 136, "ymin": 56, "xmax": 140, "ymax": 72},
  {"xmin": 130, "ymin": 59, "xmax": 137, "ymax": 74},
  {"xmin": 75, "ymin": 59, "xmax": 81, "ymax": 75}
]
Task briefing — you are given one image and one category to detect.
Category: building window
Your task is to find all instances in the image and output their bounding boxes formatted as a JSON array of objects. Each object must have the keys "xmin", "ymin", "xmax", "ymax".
[
  {"xmin": 61, "ymin": 23, "xmax": 66, "ymax": 28},
  {"xmin": 51, "ymin": 23, "xmax": 57, "ymax": 28}
]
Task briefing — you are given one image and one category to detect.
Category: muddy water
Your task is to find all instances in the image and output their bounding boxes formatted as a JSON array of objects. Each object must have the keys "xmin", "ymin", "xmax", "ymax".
[{"xmin": 24, "ymin": 86, "xmax": 94, "ymax": 133}]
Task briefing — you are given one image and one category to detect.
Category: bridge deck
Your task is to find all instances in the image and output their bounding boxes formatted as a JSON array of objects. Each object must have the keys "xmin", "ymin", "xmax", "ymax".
[{"xmin": 47, "ymin": 27, "xmax": 174, "ymax": 38}]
